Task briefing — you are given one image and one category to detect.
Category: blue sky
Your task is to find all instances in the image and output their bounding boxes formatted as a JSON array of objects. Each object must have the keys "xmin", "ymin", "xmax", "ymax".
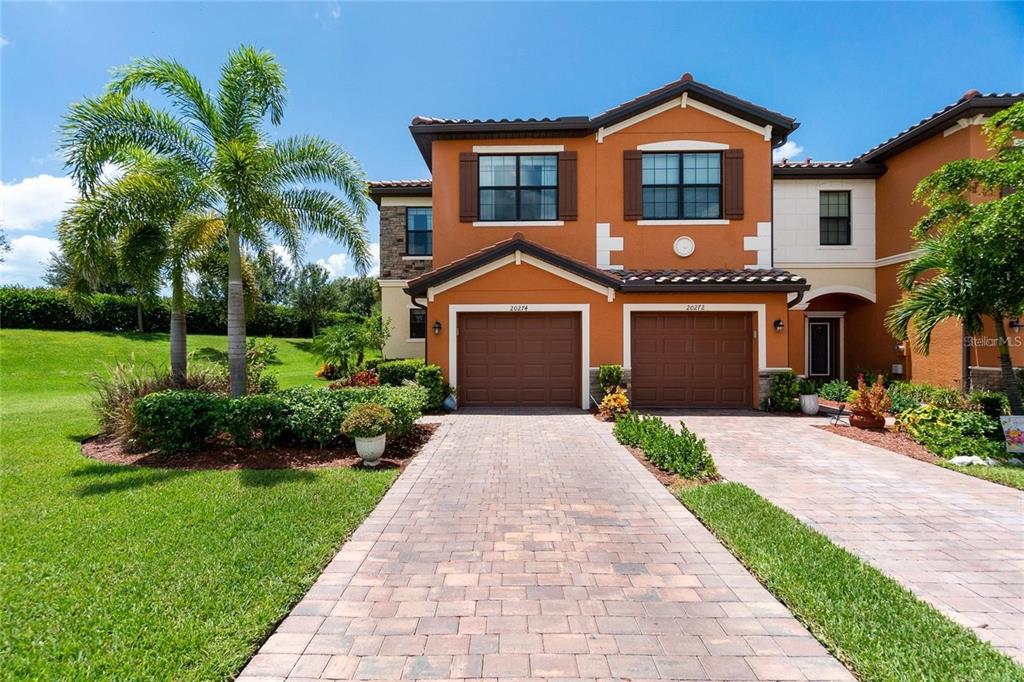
[{"xmin": 2, "ymin": 1, "xmax": 1022, "ymax": 285}]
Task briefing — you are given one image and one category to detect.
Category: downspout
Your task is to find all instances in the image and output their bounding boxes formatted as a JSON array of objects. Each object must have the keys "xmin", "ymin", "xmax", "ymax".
[
  {"xmin": 961, "ymin": 322, "xmax": 971, "ymax": 394},
  {"xmin": 409, "ymin": 293, "xmax": 429, "ymax": 363},
  {"xmin": 787, "ymin": 290, "xmax": 805, "ymax": 309}
]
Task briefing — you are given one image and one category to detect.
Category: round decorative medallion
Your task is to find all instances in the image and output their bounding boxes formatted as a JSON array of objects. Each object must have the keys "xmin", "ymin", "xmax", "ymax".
[{"xmin": 673, "ymin": 236, "xmax": 695, "ymax": 258}]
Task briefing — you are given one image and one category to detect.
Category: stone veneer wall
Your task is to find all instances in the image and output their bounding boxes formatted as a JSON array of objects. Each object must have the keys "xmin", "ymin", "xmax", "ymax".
[
  {"xmin": 969, "ymin": 365, "xmax": 1024, "ymax": 392},
  {"xmin": 379, "ymin": 205, "xmax": 432, "ymax": 280},
  {"xmin": 759, "ymin": 368, "xmax": 794, "ymax": 410}
]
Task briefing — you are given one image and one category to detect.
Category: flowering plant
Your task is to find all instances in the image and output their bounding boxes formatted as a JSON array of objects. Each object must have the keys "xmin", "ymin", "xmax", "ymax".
[{"xmin": 849, "ymin": 373, "xmax": 891, "ymax": 418}]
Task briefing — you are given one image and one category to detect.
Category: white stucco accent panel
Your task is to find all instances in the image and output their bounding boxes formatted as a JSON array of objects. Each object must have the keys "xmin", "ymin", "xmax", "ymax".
[
  {"xmin": 772, "ymin": 178, "xmax": 876, "ymax": 264},
  {"xmin": 596, "ymin": 222, "xmax": 624, "ymax": 270},
  {"xmin": 379, "ymin": 282, "xmax": 427, "ymax": 360},
  {"xmin": 743, "ymin": 221, "xmax": 772, "ymax": 269}
]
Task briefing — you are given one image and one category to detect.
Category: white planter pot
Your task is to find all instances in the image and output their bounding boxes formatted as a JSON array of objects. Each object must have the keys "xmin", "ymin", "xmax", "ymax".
[
  {"xmin": 354, "ymin": 434, "xmax": 386, "ymax": 467},
  {"xmin": 799, "ymin": 394, "xmax": 820, "ymax": 416}
]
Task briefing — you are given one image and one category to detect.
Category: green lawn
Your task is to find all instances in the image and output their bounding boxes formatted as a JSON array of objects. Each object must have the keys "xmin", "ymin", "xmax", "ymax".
[
  {"xmin": 680, "ymin": 482, "xmax": 1023, "ymax": 682},
  {"xmin": 941, "ymin": 461, "xmax": 1024, "ymax": 490},
  {"xmin": 0, "ymin": 329, "xmax": 396, "ymax": 680}
]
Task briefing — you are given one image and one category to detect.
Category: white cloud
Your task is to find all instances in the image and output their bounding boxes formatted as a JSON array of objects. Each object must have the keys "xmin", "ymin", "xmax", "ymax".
[
  {"xmin": 772, "ymin": 140, "xmax": 806, "ymax": 164},
  {"xmin": 315, "ymin": 242, "xmax": 379, "ymax": 278},
  {"xmin": 271, "ymin": 244, "xmax": 295, "ymax": 271},
  {"xmin": 0, "ymin": 36, "xmax": 9, "ymax": 48},
  {"xmin": 0, "ymin": 234, "xmax": 58, "ymax": 285},
  {"xmin": 0, "ymin": 174, "xmax": 77, "ymax": 231}
]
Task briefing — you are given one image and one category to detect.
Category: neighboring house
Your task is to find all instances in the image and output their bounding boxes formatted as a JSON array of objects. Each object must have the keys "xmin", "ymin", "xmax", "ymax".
[{"xmin": 371, "ymin": 74, "xmax": 1022, "ymax": 409}]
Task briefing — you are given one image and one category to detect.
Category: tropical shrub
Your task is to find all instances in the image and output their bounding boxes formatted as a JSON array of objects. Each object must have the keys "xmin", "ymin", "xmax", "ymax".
[
  {"xmin": 341, "ymin": 403, "xmax": 394, "ymax": 439},
  {"xmin": 315, "ymin": 363, "xmax": 346, "ymax": 381},
  {"xmin": 818, "ymin": 379, "xmax": 852, "ymax": 402},
  {"xmin": 91, "ymin": 356, "xmax": 228, "ymax": 443},
  {"xmin": 377, "ymin": 358, "xmax": 424, "ymax": 386},
  {"xmin": 970, "ymin": 390, "xmax": 1010, "ymax": 419},
  {"xmin": 797, "ymin": 378, "xmax": 817, "ymax": 396},
  {"xmin": 598, "ymin": 387, "xmax": 630, "ymax": 419},
  {"xmin": 897, "ymin": 404, "xmax": 1005, "ymax": 458},
  {"xmin": 765, "ymin": 371, "xmax": 800, "ymax": 412},
  {"xmin": 221, "ymin": 394, "xmax": 290, "ymax": 448},
  {"xmin": 310, "ymin": 324, "xmax": 363, "ymax": 376},
  {"xmin": 133, "ymin": 390, "xmax": 225, "ymax": 455},
  {"xmin": 598, "ymin": 365, "xmax": 625, "ymax": 395},
  {"xmin": 244, "ymin": 337, "xmax": 279, "ymax": 394},
  {"xmin": 282, "ymin": 385, "xmax": 428, "ymax": 446},
  {"xmin": 850, "ymin": 374, "xmax": 892, "ymax": 418},
  {"xmin": 414, "ymin": 364, "xmax": 445, "ymax": 411},
  {"xmin": 613, "ymin": 413, "xmax": 717, "ymax": 479},
  {"xmin": 330, "ymin": 370, "xmax": 379, "ymax": 388}
]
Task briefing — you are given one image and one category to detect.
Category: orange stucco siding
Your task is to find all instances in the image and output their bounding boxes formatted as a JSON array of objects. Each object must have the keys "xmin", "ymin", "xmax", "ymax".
[
  {"xmin": 423, "ymin": 261, "xmax": 792, "ymax": 408},
  {"xmin": 430, "ymin": 104, "xmax": 771, "ymax": 271}
]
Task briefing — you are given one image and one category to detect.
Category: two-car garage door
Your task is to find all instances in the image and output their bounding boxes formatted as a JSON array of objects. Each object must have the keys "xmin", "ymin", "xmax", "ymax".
[
  {"xmin": 456, "ymin": 311, "xmax": 752, "ymax": 409},
  {"xmin": 630, "ymin": 312, "xmax": 753, "ymax": 408}
]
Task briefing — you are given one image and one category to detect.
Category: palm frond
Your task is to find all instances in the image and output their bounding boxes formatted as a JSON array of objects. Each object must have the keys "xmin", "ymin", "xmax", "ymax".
[
  {"xmin": 62, "ymin": 94, "xmax": 210, "ymax": 193},
  {"xmin": 272, "ymin": 135, "xmax": 370, "ymax": 222},
  {"xmin": 278, "ymin": 188, "xmax": 371, "ymax": 273},
  {"xmin": 108, "ymin": 56, "xmax": 221, "ymax": 145},
  {"xmin": 217, "ymin": 45, "xmax": 286, "ymax": 138}
]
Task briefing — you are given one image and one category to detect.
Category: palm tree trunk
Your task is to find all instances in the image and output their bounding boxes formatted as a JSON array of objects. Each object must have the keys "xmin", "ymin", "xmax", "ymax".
[
  {"xmin": 169, "ymin": 269, "xmax": 187, "ymax": 386},
  {"xmin": 227, "ymin": 226, "xmax": 247, "ymax": 397},
  {"xmin": 136, "ymin": 296, "xmax": 145, "ymax": 333},
  {"xmin": 994, "ymin": 315, "xmax": 1023, "ymax": 415}
]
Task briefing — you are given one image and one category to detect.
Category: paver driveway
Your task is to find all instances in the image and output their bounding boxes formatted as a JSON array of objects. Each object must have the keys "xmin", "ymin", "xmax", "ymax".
[
  {"xmin": 240, "ymin": 411, "xmax": 851, "ymax": 681},
  {"xmin": 676, "ymin": 412, "xmax": 1024, "ymax": 664}
]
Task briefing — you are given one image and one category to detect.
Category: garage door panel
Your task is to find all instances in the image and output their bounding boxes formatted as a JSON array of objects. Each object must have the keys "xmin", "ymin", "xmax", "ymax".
[
  {"xmin": 631, "ymin": 312, "xmax": 752, "ymax": 408},
  {"xmin": 458, "ymin": 312, "xmax": 581, "ymax": 407}
]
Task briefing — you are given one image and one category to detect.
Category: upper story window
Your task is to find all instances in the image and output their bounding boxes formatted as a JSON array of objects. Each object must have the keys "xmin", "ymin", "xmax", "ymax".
[
  {"xmin": 642, "ymin": 152, "xmax": 722, "ymax": 220},
  {"xmin": 819, "ymin": 191, "xmax": 851, "ymax": 245},
  {"xmin": 479, "ymin": 155, "xmax": 558, "ymax": 221},
  {"xmin": 406, "ymin": 207, "xmax": 432, "ymax": 255}
]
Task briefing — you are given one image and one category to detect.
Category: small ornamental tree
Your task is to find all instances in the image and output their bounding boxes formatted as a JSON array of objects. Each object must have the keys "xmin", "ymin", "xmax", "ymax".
[{"xmin": 886, "ymin": 101, "xmax": 1024, "ymax": 415}]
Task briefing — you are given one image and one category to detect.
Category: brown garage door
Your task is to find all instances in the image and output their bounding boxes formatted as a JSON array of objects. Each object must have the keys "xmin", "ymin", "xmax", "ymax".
[
  {"xmin": 458, "ymin": 313, "xmax": 580, "ymax": 407},
  {"xmin": 631, "ymin": 312, "xmax": 752, "ymax": 408}
]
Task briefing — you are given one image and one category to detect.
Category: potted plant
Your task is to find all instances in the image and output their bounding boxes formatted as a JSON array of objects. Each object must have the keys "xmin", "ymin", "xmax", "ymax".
[
  {"xmin": 798, "ymin": 379, "xmax": 819, "ymax": 415},
  {"xmin": 849, "ymin": 373, "xmax": 891, "ymax": 430},
  {"xmin": 341, "ymin": 403, "xmax": 395, "ymax": 467},
  {"xmin": 442, "ymin": 383, "xmax": 457, "ymax": 412}
]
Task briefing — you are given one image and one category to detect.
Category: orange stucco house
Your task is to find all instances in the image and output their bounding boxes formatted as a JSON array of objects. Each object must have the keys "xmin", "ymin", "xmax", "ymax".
[{"xmin": 372, "ymin": 75, "xmax": 1022, "ymax": 409}]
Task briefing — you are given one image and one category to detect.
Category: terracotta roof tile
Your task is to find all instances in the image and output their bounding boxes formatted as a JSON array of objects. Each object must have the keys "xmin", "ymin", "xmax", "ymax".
[
  {"xmin": 368, "ymin": 179, "xmax": 432, "ymax": 188},
  {"xmin": 617, "ymin": 268, "xmax": 807, "ymax": 288}
]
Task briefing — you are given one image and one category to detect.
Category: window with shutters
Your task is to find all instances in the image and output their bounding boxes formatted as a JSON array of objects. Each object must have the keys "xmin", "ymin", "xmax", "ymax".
[
  {"xmin": 819, "ymin": 191, "xmax": 851, "ymax": 245},
  {"xmin": 478, "ymin": 155, "xmax": 558, "ymax": 221},
  {"xmin": 405, "ymin": 207, "xmax": 432, "ymax": 255},
  {"xmin": 641, "ymin": 152, "xmax": 722, "ymax": 219},
  {"xmin": 409, "ymin": 308, "xmax": 426, "ymax": 340}
]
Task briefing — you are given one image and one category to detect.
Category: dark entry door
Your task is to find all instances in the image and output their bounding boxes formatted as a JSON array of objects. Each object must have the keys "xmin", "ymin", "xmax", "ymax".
[{"xmin": 808, "ymin": 318, "xmax": 840, "ymax": 381}]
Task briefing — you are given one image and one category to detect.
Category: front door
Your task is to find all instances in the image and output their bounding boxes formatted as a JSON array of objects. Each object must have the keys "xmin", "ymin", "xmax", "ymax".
[{"xmin": 807, "ymin": 318, "xmax": 840, "ymax": 381}]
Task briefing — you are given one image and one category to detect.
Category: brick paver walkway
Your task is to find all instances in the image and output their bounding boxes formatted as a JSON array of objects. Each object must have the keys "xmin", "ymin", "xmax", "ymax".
[
  {"xmin": 240, "ymin": 412, "xmax": 851, "ymax": 681},
  {"xmin": 674, "ymin": 412, "xmax": 1024, "ymax": 664}
]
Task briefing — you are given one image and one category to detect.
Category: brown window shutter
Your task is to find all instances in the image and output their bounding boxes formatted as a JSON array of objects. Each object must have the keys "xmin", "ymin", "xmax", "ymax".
[
  {"xmin": 557, "ymin": 151, "xmax": 577, "ymax": 220},
  {"xmin": 723, "ymin": 149, "xmax": 744, "ymax": 220},
  {"xmin": 459, "ymin": 152, "xmax": 478, "ymax": 222},
  {"xmin": 623, "ymin": 150, "xmax": 643, "ymax": 221}
]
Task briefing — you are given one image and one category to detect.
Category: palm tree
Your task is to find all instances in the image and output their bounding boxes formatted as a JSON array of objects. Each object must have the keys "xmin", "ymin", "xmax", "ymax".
[
  {"xmin": 62, "ymin": 46, "xmax": 371, "ymax": 396},
  {"xmin": 58, "ymin": 153, "xmax": 222, "ymax": 383}
]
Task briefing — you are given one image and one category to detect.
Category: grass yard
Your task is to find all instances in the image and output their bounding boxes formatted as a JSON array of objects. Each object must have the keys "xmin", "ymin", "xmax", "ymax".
[
  {"xmin": 680, "ymin": 482, "xmax": 1024, "ymax": 682},
  {"xmin": 941, "ymin": 461, "xmax": 1024, "ymax": 490},
  {"xmin": 0, "ymin": 329, "xmax": 396, "ymax": 680}
]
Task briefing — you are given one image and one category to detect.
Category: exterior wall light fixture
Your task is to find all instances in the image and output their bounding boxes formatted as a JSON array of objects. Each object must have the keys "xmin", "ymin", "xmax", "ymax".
[
  {"xmin": 432, "ymin": 320, "xmax": 442, "ymax": 336},
  {"xmin": 773, "ymin": 319, "xmax": 784, "ymax": 332}
]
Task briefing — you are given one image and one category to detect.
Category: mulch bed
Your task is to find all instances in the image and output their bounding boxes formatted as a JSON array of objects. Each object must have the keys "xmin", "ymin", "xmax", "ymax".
[
  {"xmin": 81, "ymin": 422, "xmax": 440, "ymax": 471},
  {"xmin": 814, "ymin": 423, "xmax": 941, "ymax": 464}
]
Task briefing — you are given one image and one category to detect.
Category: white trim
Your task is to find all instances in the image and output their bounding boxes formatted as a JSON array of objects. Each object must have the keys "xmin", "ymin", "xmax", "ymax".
[
  {"xmin": 380, "ymin": 196, "xmax": 432, "ymax": 208},
  {"xmin": 799, "ymin": 285, "xmax": 877, "ymax": 307},
  {"xmin": 378, "ymin": 279, "xmax": 409, "ymax": 287},
  {"xmin": 636, "ymin": 140, "xmax": 729, "ymax": 151},
  {"xmin": 472, "ymin": 144, "xmax": 564, "ymax": 153},
  {"xmin": 402, "ymin": 255, "xmax": 432, "ymax": 261},
  {"xmin": 943, "ymin": 114, "xmax": 987, "ymax": 137},
  {"xmin": 622, "ymin": 303, "xmax": 768, "ymax": 371},
  {"xmin": 596, "ymin": 222, "xmax": 624, "ymax": 270},
  {"xmin": 405, "ymin": 338, "xmax": 426, "ymax": 344},
  {"xmin": 473, "ymin": 220, "xmax": 564, "ymax": 228},
  {"xmin": 744, "ymin": 221, "xmax": 773, "ymax": 269},
  {"xmin": 425, "ymin": 251, "xmax": 615, "ymax": 302},
  {"xmin": 775, "ymin": 249, "xmax": 921, "ymax": 270},
  {"xmin": 638, "ymin": 219, "xmax": 730, "ymax": 226},
  {"xmin": 448, "ymin": 303, "xmax": 590, "ymax": 410},
  {"xmin": 598, "ymin": 95, "xmax": 768, "ymax": 141}
]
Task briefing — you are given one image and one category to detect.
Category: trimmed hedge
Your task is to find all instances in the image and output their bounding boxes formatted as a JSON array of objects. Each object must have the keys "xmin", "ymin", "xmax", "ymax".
[
  {"xmin": 613, "ymin": 413, "xmax": 718, "ymax": 479},
  {"xmin": 376, "ymin": 358, "xmax": 424, "ymax": 386},
  {"xmin": 0, "ymin": 286, "xmax": 361, "ymax": 337},
  {"xmin": 128, "ymin": 384, "xmax": 428, "ymax": 455}
]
